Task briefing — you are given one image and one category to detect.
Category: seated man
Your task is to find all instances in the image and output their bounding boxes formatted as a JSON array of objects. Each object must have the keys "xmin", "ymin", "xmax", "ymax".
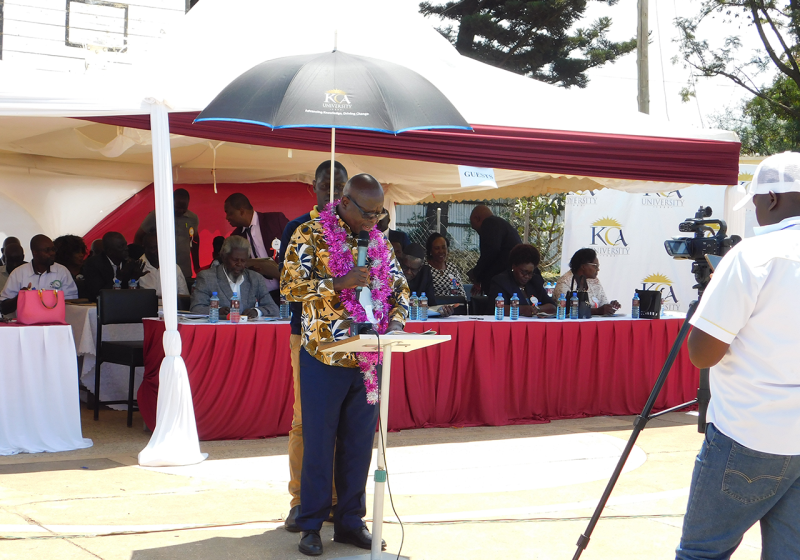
[
  {"xmin": 135, "ymin": 233, "xmax": 190, "ymax": 297},
  {"xmin": 400, "ymin": 243, "xmax": 435, "ymax": 300},
  {"xmin": 81, "ymin": 231, "xmax": 145, "ymax": 302},
  {"xmin": 0, "ymin": 235, "xmax": 78, "ymax": 315},
  {"xmin": 0, "ymin": 240, "xmax": 25, "ymax": 293},
  {"xmin": 191, "ymin": 236, "xmax": 278, "ymax": 319},
  {"xmin": 224, "ymin": 192, "xmax": 288, "ymax": 302},
  {"xmin": 1, "ymin": 237, "xmax": 21, "ymax": 266}
]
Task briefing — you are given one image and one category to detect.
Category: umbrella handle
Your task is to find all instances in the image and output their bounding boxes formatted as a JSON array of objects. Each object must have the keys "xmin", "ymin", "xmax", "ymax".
[{"xmin": 330, "ymin": 127, "xmax": 336, "ymax": 205}]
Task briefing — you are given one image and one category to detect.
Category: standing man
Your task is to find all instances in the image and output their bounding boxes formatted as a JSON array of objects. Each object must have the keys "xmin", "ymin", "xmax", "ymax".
[
  {"xmin": 224, "ymin": 192, "xmax": 288, "ymax": 303},
  {"xmin": 278, "ymin": 160, "xmax": 347, "ymax": 533},
  {"xmin": 282, "ymin": 174, "xmax": 409, "ymax": 556},
  {"xmin": 467, "ymin": 205, "xmax": 522, "ymax": 295},
  {"xmin": 135, "ymin": 188, "xmax": 200, "ymax": 281},
  {"xmin": 0, "ymin": 235, "xmax": 78, "ymax": 315},
  {"xmin": 676, "ymin": 152, "xmax": 800, "ymax": 559}
]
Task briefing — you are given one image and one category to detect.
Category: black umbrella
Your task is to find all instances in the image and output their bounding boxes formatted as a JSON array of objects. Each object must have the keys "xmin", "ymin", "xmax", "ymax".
[{"xmin": 195, "ymin": 50, "xmax": 471, "ymax": 202}]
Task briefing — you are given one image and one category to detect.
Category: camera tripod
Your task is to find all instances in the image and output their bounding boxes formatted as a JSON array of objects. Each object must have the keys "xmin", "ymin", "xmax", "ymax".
[{"xmin": 572, "ymin": 299, "xmax": 710, "ymax": 559}]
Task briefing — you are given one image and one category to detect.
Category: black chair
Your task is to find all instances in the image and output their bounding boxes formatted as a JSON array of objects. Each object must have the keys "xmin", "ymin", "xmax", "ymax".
[
  {"xmin": 95, "ymin": 289, "xmax": 158, "ymax": 427},
  {"xmin": 469, "ymin": 295, "xmax": 494, "ymax": 316}
]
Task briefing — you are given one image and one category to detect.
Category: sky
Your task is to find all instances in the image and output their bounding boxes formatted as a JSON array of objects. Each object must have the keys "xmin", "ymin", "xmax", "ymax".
[{"xmin": 404, "ymin": 0, "xmax": 775, "ymax": 132}]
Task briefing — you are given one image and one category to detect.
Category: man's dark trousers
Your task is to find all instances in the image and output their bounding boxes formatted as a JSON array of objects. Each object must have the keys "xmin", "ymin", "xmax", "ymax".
[{"xmin": 295, "ymin": 348, "xmax": 380, "ymax": 533}]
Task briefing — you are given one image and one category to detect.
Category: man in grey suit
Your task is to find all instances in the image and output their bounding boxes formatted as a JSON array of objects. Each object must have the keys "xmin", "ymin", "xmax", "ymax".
[{"xmin": 191, "ymin": 236, "xmax": 279, "ymax": 319}]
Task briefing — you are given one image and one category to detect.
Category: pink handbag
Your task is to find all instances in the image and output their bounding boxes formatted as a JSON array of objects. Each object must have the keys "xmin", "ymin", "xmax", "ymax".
[{"xmin": 16, "ymin": 289, "xmax": 67, "ymax": 325}]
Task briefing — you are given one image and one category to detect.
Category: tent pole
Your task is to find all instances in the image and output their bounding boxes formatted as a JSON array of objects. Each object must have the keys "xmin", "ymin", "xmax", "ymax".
[
  {"xmin": 330, "ymin": 127, "xmax": 336, "ymax": 205},
  {"xmin": 138, "ymin": 100, "xmax": 205, "ymax": 468}
]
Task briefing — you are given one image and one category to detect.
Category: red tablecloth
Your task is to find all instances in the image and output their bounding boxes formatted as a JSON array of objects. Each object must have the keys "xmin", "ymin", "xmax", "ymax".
[{"xmin": 139, "ymin": 317, "xmax": 698, "ymax": 440}]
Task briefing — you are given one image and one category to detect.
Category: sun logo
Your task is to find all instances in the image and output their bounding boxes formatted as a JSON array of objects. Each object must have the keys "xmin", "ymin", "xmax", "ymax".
[
  {"xmin": 642, "ymin": 273, "xmax": 678, "ymax": 303},
  {"xmin": 323, "ymin": 89, "xmax": 352, "ymax": 106},
  {"xmin": 590, "ymin": 217, "xmax": 627, "ymax": 247}
]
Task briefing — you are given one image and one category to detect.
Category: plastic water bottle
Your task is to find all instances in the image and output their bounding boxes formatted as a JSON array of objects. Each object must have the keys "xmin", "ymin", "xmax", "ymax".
[
  {"xmin": 570, "ymin": 291, "xmax": 579, "ymax": 319},
  {"xmin": 113, "ymin": 278, "xmax": 121, "ymax": 290},
  {"xmin": 557, "ymin": 293, "xmax": 567, "ymax": 320},
  {"xmin": 419, "ymin": 292, "xmax": 428, "ymax": 321},
  {"xmin": 279, "ymin": 295, "xmax": 290, "ymax": 320},
  {"xmin": 409, "ymin": 292, "xmax": 419, "ymax": 320},
  {"xmin": 230, "ymin": 291, "xmax": 241, "ymax": 323},
  {"xmin": 510, "ymin": 293, "xmax": 520, "ymax": 321},
  {"xmin": 631, "ymin": 292, "xmax": 640, "ymax": 319},
  {"xmin": 128, "ymin": 279, "xmax": 138, "ymax": 290},
  {"xmin": 209, "ymin": 292, "xmax": 219, "ymax": 323},
  {"xmin": 495, "ymin": 293, "xmax": 505, "ymax": 321}
]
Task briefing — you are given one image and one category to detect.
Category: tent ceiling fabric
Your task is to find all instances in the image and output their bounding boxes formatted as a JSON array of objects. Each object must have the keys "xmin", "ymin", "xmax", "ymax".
[{"xmin": 0, "ymin": 0, "xmax": 741, "ymax": 206}]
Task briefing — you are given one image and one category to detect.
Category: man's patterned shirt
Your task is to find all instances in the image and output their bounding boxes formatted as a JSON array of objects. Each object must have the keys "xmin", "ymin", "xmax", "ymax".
[{"xmin": 280, "ymin": 213, "xmax": 409, "ymax": 367}]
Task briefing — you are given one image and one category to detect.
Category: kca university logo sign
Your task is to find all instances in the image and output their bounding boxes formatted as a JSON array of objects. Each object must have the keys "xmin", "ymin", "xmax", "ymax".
[
  {"xmin": 323, "ymin": 89, "xmax": 352, "ymax": 109},
  {"xmin": 590, "ymin": 217, "xmax": 630, "ymax": 256},
  {"xmin": 567, "ymin": 190, "xmax": 597, "ymax": 206},
  {"xmin": 641, "ymin": 273, "xmax": 680, "ymax": 311},
  {"xmin": 642, "ymin": 191, "xmax": 685, "ymax": 208}
]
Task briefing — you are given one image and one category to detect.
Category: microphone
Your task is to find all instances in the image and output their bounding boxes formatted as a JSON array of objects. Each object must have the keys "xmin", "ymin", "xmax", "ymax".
[{"xmin": 355, "ymin": 231, "xmax": 369, "ymax": 298}]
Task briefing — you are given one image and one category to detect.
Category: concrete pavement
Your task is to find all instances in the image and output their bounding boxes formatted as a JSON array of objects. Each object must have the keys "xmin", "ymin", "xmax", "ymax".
[{"xmin": 0, "ymin": 409, "xmax": 763, "ymax": 559}]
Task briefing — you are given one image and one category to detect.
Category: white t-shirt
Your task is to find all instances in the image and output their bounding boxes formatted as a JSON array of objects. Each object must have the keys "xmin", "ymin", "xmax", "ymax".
[
  {"xmin": 136, "ymin": 255, "xmax": 189, "ymax": 297},
  {"xmin": 0, "ymin": 262, "xmax": 79, "ymax": 301},
  {"xmin": 690, "ymin": 216, "xmax": 800, "ymax": 454}
]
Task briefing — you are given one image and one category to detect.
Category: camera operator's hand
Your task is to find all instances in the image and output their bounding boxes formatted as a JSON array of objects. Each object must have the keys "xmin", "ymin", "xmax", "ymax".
[{"xmin": 333, "ymin": 266, "xmax": 370, "ymax": 292}]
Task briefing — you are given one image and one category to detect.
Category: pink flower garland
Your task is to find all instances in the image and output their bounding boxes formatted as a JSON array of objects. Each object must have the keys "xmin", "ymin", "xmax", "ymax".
[{"xmin": 320, "ymin": 201, "xmax": 392, "ymax": 404}]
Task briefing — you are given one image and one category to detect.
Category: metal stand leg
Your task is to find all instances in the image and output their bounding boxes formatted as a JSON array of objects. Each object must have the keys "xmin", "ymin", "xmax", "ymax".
[{"xmin": 340, "ymin": 342, "xmax": 408, "ymax": 560}]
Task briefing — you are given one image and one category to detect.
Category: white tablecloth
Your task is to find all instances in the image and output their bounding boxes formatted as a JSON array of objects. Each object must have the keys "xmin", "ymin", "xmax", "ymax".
[
  {"xmin": 0, "ymin": 325, "xmax": 93, "ymax": 455},
  {"xmin": 66, "ymin": 305, "xmax": 144, "ymax": 410}
]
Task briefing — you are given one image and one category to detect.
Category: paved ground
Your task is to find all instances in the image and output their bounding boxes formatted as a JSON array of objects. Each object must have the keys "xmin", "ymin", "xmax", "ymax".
[{"xmin": 0, "ymin": 409, "xmax": 762, "ymax": 560}]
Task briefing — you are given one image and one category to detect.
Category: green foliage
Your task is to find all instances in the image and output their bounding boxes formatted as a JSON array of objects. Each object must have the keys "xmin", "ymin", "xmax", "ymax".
[
  {"xmin": 419, "ymin": 0, "xmax": 636, "ymax": 88},
  {"xmin": 711, "ymin": 74, "xmax": 800, "ymax": 155},
  {"xmin": 510, "ymin": 194, "xmax": 566, "ymax": 274},
  {"xmin": 675, "ymin": 1, "xmax": 800, "ymax": 123}
]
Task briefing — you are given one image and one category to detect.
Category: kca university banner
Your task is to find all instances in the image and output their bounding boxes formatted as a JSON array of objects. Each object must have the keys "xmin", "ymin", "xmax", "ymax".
[{"xmin": 561, "ymin": 187, "xmax": 725, "ymax": 314}]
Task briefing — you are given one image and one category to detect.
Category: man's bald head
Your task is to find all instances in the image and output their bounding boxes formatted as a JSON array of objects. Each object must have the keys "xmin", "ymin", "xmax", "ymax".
[
  {"xmin": 470, "ymin": 205, "xmax": 494, "ymax": 232},
  {"xmin": 340, "ymin": 174, "xmax": 385, "ymax": 234},
  {"xmin": 29, "ymin": 235, "xmax": 55, "ymax": 269},
  {"xmin": 30, "ymin": 234, "xmax": 52, "ymax": 252},
  {"xmin": 2, "ymin": 237, "xmax": 20, "ymax": 251}
]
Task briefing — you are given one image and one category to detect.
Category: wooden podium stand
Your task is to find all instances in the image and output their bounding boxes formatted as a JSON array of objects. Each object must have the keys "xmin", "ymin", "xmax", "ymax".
[{"xmin": 320, "ymin": 332, "xmax": 451, "ymax": 560}]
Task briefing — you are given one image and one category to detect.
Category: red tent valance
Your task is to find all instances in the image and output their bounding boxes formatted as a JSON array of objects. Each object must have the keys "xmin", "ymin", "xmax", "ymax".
[{"xmin": 86, "ymin": 112, "xmax": 740, "ymax": 186}]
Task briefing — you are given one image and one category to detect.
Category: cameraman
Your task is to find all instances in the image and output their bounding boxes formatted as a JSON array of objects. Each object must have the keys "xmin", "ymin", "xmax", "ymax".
[{"xmin": 676, "ymin": 152, "xmax": 800, "ymax": 559}]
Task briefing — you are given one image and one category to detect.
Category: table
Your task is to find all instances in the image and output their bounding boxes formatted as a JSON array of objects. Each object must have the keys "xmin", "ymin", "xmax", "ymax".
[
  {"xmin": 66, "ymin": 304, "xmax": 144, "ymax": 410},
  {"xmin": 140, "ymin": 316, "xmax": 699, "ymax": 441},
  {"xmin": 0, "ymin": 324, "xmax": 93, "ymax": 455}
]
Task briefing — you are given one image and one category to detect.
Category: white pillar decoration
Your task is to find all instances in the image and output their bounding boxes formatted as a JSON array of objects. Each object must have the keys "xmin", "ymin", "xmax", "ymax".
[{"xmin": 138, "ymin": 100, "xmax": 206, "ymax": 467}]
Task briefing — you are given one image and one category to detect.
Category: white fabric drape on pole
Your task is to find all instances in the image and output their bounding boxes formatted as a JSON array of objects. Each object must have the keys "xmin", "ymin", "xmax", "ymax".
[{"xmin": 138, "ymin": 100, "xmax": 206, "ymax": 467}]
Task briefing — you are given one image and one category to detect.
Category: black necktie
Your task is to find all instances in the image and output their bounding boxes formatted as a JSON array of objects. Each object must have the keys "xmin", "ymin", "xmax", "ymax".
[{"xmin": 245, "ymin": 226, "xmax": 259, "ymax": 258}]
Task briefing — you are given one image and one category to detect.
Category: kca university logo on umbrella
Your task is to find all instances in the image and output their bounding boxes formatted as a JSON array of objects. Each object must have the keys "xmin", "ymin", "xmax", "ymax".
[
  {"xmin": 642, "ymin": 191, "xmax": 685, "ymax": 208},
  {"xmin": 590, "ymin": 217, "xmax": 630, "ymax": 256},
  {"xmin": 323, "ymin": 89, "xmax": 352, "ymax": 109},
  {"xmin": 641, "ymin": 273, "xmax": 680, "ymax": 311}
]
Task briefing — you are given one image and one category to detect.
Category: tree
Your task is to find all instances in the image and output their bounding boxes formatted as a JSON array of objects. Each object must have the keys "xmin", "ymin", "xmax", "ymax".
[
  {"xmin": 675, "ymin": 1, "xmax": 800, "ymax": 126},
  {"xmin": 418, "ymin": 0, "xmax": 636, "ymax": 88},
  {"xmin": 711, "ymin": 73, "xmax": 800, "ymax": 154}
]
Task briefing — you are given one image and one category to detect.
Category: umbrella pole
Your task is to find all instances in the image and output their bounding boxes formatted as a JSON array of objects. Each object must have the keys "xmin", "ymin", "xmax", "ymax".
[{"xmin": 330, "ymin": 127, "xmax": 336, "ymax": 205}]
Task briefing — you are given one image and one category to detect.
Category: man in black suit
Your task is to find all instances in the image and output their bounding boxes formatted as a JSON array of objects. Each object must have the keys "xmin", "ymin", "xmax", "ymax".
[
  {"xmin": 467, "ymin": 205, "xmax": 522, "ymax": 295},
  {"xmin": 81, "ymin": 232, "xmax": 146, "ymax": 301},
  {"xmin": 224, "ymin": 193, "xmax": 289, "ymax": 303}
]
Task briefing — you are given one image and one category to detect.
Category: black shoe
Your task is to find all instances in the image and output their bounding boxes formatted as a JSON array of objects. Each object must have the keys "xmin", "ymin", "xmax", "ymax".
[
  {"xmin": 333, "ymin": 526, "xmax": 386, "ymax": 551},
  {"xmin": 284, "ymin": 505, "xmax": 301, "ymax": 533},
  {"xmin": 299, "ymin": 530, "xmax": 322, "ymax": 556}
]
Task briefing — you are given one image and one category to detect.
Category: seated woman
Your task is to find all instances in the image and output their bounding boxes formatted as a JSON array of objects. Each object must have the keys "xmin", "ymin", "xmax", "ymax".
[
  {"xmin": 488, "ymin": 244, "xmax": 556, "ymax": 316},
  {"xmin": 425, "ymin": 232, "xmax": 467, "ymax": 300},
  {"xmin": 554, "ymin": 248, "xmax": 620, "ymax": 316},
  {"xmin": 401, "ymin": 243, "xmax": 456, "ymax": 317}
]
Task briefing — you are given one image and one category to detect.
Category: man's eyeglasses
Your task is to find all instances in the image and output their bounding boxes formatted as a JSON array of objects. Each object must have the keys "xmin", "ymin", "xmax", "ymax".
[{"xmin": 346, "ymin": 196, "xmax": 388, "ymax": 221}]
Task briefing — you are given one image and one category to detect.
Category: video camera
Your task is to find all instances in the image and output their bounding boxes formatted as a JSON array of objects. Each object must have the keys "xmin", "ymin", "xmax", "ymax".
[{"xmin": 664, "ymin": 206, "xmax": 741, "ymax": 295}]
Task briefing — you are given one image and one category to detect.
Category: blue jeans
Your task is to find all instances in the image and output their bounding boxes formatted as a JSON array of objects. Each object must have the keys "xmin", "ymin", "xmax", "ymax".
[{"xmin": 676, "ymin": 423, "xmax": 800, "ymax": 560}]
